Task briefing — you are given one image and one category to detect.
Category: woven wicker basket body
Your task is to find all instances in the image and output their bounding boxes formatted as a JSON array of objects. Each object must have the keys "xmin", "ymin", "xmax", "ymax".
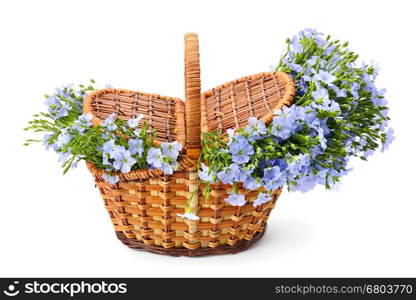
[{"xmin": 84, "ymin": 33, "xmax": 295, "ymax": 256}]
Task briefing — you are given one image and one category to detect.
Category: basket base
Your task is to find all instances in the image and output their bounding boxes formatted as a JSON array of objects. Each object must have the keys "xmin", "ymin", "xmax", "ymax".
[{"xmin": 115, "ymin": 225, "xmax": 267, "ymax": 257}]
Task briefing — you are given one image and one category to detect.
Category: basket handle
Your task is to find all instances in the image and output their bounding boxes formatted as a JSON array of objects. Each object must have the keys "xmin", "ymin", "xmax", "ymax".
[{"xmin": 184, "ymin": 33, "xmax": 201, "ymax": 159}]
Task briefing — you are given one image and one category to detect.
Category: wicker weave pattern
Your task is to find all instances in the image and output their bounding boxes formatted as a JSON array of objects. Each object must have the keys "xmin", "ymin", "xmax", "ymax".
[
  {"xmin": 115, "ymin": 227, "xmax": 266, "ymax": 256},
  {"xmin": 84, "ymin": 89, "xmax": 185, "ymax": 145},
  {"xmin": 201, "ymin": 72, "xmax": 295, "ymax": 134},
  {"xmin": 88, "ymin": 161, "xmax": 280, "ymax": 249},
  {"xmin": 84, "ymin": 33, "xmax": 295, "ymax": 256}
]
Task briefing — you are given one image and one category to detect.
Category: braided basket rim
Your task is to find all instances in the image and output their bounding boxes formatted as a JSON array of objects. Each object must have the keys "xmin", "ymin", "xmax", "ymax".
[{"xmin": 86, "ymin": 156, "xmax": 197, "ymax": 182}]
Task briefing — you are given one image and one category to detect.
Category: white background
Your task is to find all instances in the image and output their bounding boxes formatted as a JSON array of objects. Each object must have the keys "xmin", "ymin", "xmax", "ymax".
[{"xmin": 0, "ymin": 0, "xmax": 415, "ymax": 277}]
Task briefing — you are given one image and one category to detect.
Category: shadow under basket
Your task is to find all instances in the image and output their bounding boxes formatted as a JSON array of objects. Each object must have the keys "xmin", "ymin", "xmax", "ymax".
[{"xmin": 83, "ymin": 33, "xmax": 295, "ymax": 257}]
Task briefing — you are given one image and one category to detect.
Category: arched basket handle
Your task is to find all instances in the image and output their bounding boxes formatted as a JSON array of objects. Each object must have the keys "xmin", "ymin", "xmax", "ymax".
[{"xmin": 184, "ymin": 33, "xmax": 201, "ymax": 159}]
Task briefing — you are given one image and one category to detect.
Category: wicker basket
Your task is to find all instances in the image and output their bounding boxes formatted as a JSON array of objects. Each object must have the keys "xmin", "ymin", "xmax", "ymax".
[{"xmin": 83, "ymin": 33, "xmax": 295, "ymax": 256}]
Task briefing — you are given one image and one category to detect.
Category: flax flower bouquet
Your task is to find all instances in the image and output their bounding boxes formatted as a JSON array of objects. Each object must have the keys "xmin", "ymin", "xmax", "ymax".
[
  {"xmin": 198, "ymin": 29, "xmax": 393, "ymax": 215},
  {"xmin": 25, "ymin": 29, "xmax": 394, "ymax": 221},
  {"xmin": 24, "ymin": 82, "xmax": 182, "ymax": 185}
]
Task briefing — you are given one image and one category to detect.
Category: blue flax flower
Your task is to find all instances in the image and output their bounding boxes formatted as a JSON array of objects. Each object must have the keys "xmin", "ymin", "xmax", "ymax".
[
  {"xmin": 381, "ymin": 128, "xmax": 394, "ymax": 152},
  {"xmin": 329, "ymin": 84, "xmax": 347, "ymax": 98},
  {"xmin": 312, "ymin": 86, "xmax": 329, "ymax": 102},
  {"xmin": 199, "ymin": 163, "xmax": 215, "ymax": 182},
  {"xmin": 217, "ymin": 163, "xmax": 241, "ymax": 185},
  {"xmin": 161, "ymin": 141, "xmax": 182, "ymax": 159},
  {"xmin": 43, "ymin": 133, "xmax": 53, "ymax": 150},
  {"xmin": 112, "ymin": 148, "xmax": 136, "ymax": 173},
  {"xmin": 263, "ymin": 166, "xmax": 285, "ymax": 191},
  {"xmin": 56, "ymin": 129, "xmax": 72, "ymax": 148},
  {"xmin": 225, "ymin": 192, "xmax": 246, "ymax": 206},
  {"xmin": 159, "ymin": 161, "xmax": 179, "ymax": 175},
  {"xmin": 102, "ymin": 173, "xmax": 120, "ymax": 185},
  {"xmin": 235, "ymin": 167, "xmax": 254, "ymax": 183},
  {"xmin": 311, "ymin": 87, "xmax": 340, "ymax": 112},
  {"xmin": 306, "ymin": 56, "xmax": 319, "ymax": 67},
  {"xmin": 226, "ymin": 128, "xmax": 236, "ymax": 146},
  {"xmin": 103, "ymin": 113, "xmax": 117, "ymax": 131},
  {"xmin": 299, "ymin": 28, "xmax": 327, "ymax": 46},
  {"xmin": 290, "ymin": 35, "xmax": 303, "ymax": 53},
  {"xmin": 128, "ymin": 139, "xmax": 144, "ymax": 157},
  {"xmin": 177, "ymin": 212, "xmax": 200, "ymax": 221},
  {"xmin": 243, "ymin": 175, "xmax": 261, "ymax": 190},
  {"xmin": 245, "ymin": 117, "xmax": 267, "ymax": 141},
  {"xmin": 350, "ymin": 82, "xmax": 360, "ymax": 99},
  {"xmin": 314, "ymin": 70, "xmax": 336, "ymax": 84},
  {"xmin": 103, "ymin": 139, "xmax": 117, "ymax": 155},
  {"xmin": 285, "ymin": 61, "xmax": 303, "ymax": 73},
  {"xmin": 271, "ymin": 106, "xmax": 296, "ymax": 140},
  {"xmin": 253, "ymin": 193, "xmax": 273, "ymax": 207},
  {"xmin": 289, "ymin": 174, "xmax": 319, "ymax": 193},
  {"xmin": 229, "ymin": 135, "xmax": 254, "ymax": 164},
  {"xmin": 127, "ymin": 114, "xmax": 144, "ymax": 128},
  {"xmin": 58, "ymin": 151, "xmax": 71, "ymax": 163},
  {"xmin": 146, "ymin": 148, "xmax": 164, "ymax": 169},
  {"xmin": 285, "ymin": 154, "xmax": 311, "ymax": 179},
  {"xmin": 73, "ymin": 113, "xmax": 93, "ymax": 133}
]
